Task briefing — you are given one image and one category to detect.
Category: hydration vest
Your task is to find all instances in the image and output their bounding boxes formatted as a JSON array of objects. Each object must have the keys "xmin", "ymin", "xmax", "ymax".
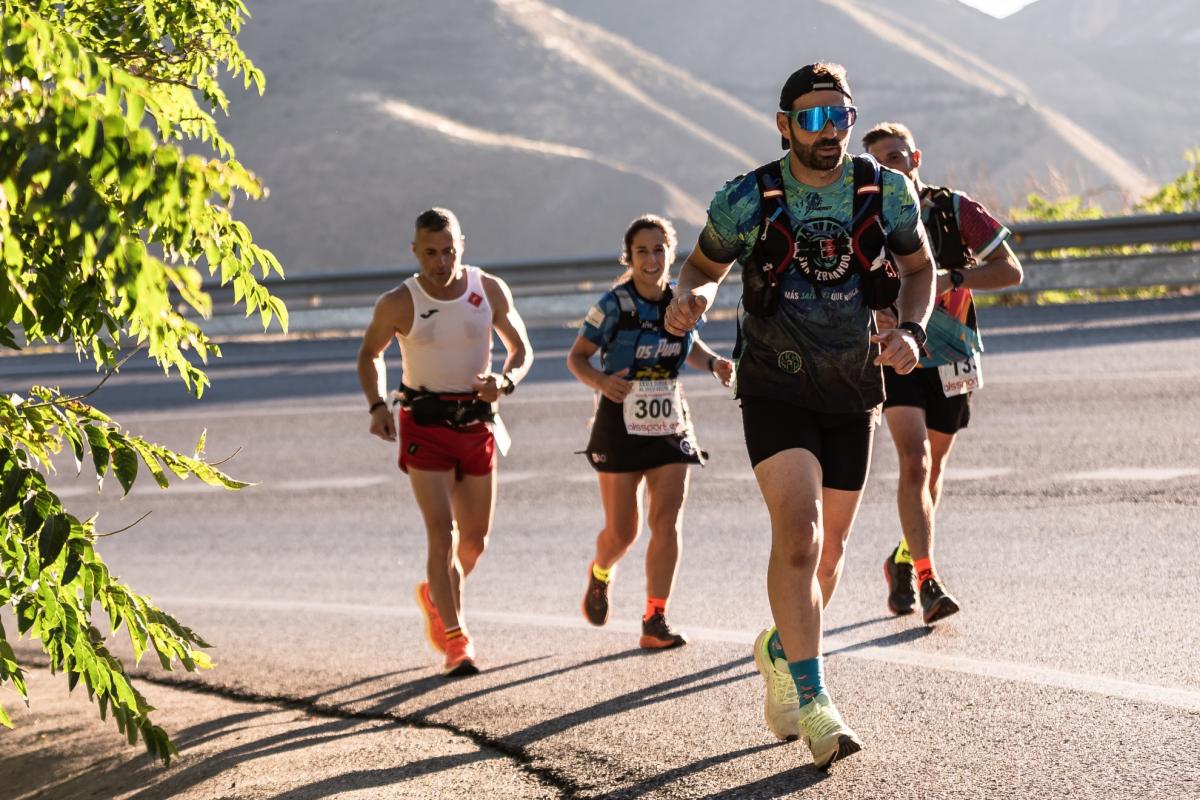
[
  {"xmin": 741, "ymin": 155, "xmax": 900, "ymax": 317},
  {"xmin": 922, "ymin": 186, "xmax": 973, "ymax": 270},
  {"xmin": 603, "ymin": 283, "xmax": 688, "ymax": 376}
]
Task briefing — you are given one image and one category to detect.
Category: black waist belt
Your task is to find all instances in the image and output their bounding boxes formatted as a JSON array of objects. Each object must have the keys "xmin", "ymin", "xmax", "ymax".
[{"xmin": 400, "ymin": 384, "xmax": 494, "ymax": 427}]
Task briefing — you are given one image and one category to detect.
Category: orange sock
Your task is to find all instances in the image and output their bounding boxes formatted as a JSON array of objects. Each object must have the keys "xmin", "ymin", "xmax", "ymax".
[
  {"xmin": 444, "ymin": 626, "xmax": 464, "ymax": 640},
  {"xmin": 643, "ymin": 597, "xmax": 667, "ymax": 621},
  {"xmin": 914, "ymin": 557, "xmax": 935, "ymax": 586}
]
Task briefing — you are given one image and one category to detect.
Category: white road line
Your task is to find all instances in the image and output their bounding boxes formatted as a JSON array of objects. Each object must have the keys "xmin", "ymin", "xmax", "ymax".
[
  {"xmin": 157, "ymin": 595, "xmax": 1200, "ymax": 713},
  {"xmin": 50, "ymin": 475, "xmax": 395, "ymax": 499},
  {"xmin": 50, "ymin": 463, "xmax": 1196, "ymax": 500},
  {"xmin": 841, "ymin": 645, "xmax": 1200, "ymax": 713},
  {"xmin": 1064, "ymin": 468, "xmax": 1200, "ymax": 481}
]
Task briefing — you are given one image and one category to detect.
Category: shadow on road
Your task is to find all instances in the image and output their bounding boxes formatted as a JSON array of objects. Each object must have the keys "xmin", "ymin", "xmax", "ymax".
[
  {"xmin": 699, "ymin": 765, "xmax": 830, "ymax": 798},
  {"xmin": 824, "ymin": 615, "xmax": 894, "ymax": 637},
  {"xmin": 607, "ymin": 741, "xmax": 786, "ymax": 799},
  {"xmin": 825, "ymin": 625, "xmax": 934, "ymax": 656},
  {"xmin": 504, "ymin": 654, "xmax": 755, "ymax": 747},
  {"xmin": 37, "ymin": 648, "xmax": 767, "ymax": 798}
]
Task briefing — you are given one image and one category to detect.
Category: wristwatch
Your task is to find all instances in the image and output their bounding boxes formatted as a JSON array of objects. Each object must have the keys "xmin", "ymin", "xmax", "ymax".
[
  {"xmin": 897, "ymin": 321, "xmax": 928, "ymax": 348},
  {"xmin": 500, "ymin": 373, "xmax": 516, "ymax": 396},
  {"xmin": 949, "ymin": 269, "xmax": 965, "ymax": 289}
]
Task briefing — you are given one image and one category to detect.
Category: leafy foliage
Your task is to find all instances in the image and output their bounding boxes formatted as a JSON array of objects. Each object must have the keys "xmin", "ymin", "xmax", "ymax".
[
  {"xmin": 1137, "ymin": 148, "xmax": 1200, "ymax": 214},
  {"xmin": 2, "ymin": 0, "xmax": 283, "ymax": 766},
  {"xmin": 1009, "ymin": 193, "xmax": 1105, "ymax": 225}
]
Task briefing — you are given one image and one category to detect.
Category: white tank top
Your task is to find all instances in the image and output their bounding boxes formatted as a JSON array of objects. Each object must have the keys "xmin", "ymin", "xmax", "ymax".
[{"xmin": 399, "ymin": 266, "xmax": 493, "ymax": 393}]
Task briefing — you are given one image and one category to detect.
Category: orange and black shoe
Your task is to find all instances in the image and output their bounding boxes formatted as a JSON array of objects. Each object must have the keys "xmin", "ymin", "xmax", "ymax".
[
  {"xmin": 442, "ymin": 633, "xmax": 479, "ymax": 677},
  {"xmin": 415, "ymin": 581, "xmax": 447, "ymax": 653},
  {"xmin": 883, "ymin": 545, "xmax": 916, "ymax": 616},
  {"xmin": 639, "ymin": 613, "xmax": 688, "ymax": 650},
  {"xmin": 919, "ymin": 577, "xmax": 961, "ymax": 625},
  {"xmin": 582, "ymin": 566, "xmax": 611, "ymax": 627}
]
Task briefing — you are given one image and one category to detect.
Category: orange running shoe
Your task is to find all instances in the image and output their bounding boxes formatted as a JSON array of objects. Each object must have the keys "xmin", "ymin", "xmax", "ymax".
[
  {"xmin": 415, "ymin": 581, "xmax": 447, "ymax": 653},
  {"xmin": 639, "ymin": 613, "xmax": 688, "ymax": 650},
  {"xmin": 442, "ymin": 633, "xmax": 479, "ymax": 677}
]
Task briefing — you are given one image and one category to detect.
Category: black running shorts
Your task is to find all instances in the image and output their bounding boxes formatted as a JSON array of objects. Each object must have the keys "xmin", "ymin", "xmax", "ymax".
[
  {"xmin": 882, "ymin": 366, "xmax": 971, "ymax": 435},
  {"xmin": 739, "ymin": 395, "xmax": 875, "ymax": 491},
  {"xmin": 584, "ymin": 397, "xmax": 706, "ymax": 473}
]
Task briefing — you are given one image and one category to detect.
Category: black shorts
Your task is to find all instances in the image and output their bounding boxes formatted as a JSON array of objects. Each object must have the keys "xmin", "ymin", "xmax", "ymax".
[
  {"xmin": 882, "ymin": 366, "xmax": 971, "ymax": 434},
  {"xmin": 584, "ymin": 397, "xmax": 706, "ymax": 473},
  {"xmin": 739, "ymin": 395, "xmax": 875, "ymax": 491}
]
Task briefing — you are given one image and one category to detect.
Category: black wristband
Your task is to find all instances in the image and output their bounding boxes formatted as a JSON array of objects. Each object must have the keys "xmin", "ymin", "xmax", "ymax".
[
  {"xmin": 897, "ymin": 321, "xmax": 928, "ymax": 348},
  {"xmin": 368, "ymin": 399, "xmax": 388, "ymax": 414},
  {"xmin": 706, "ymin": 356, "xmax": 716, "ymax": 373},
  {"xmin": 500, "ymin": 373, "xmax": 516, "ymax": 396}
]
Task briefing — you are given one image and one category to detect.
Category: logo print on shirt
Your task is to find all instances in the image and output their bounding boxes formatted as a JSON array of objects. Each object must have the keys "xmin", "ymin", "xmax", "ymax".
[
  {"xmin": 792, "ymin": 217, "xmax": 854, "ymax": 284},
  {"xmin": 804, "ymin": 193, "xmax": 827, "ymax": 212},
  {"xmin": 777, "ymin": 351, "xmax": 804, "ymax": 374},
  {"xmin": 468, "ymin": 292, "xmax": 484, "ymax": 307},
  {"xmin": 419, "ymin": 309, "xmax": 439, "ymax": 319}
]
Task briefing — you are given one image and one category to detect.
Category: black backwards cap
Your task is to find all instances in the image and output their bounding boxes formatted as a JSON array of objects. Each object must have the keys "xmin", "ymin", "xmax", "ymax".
[{"xmin": 778, "ymin": 63, "xmax": 853, "ymax": 149}]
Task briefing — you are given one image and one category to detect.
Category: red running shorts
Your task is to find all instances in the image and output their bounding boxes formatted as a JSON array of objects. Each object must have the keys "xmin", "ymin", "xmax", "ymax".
[{"xmin": 397, "ymin": 407, "xmax": 496, "ymax": 480}]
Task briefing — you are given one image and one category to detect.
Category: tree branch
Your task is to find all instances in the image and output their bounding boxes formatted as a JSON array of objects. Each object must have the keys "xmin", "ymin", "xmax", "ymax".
[
  {"xmin": 95, "ymin": 510, "xmax": 152, "ymax": 537},
  {"xmin": 21, "ymin": 345, "xmax": 145, "ymax": 409}
]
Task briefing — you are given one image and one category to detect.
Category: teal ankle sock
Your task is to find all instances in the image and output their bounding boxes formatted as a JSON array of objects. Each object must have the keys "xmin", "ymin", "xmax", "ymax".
[
  {"xmin": 767, "ymin": 629, "xmax": 788, "ymax": 661},
  {"xmin": 787, "ymin": 656, "xmax": 826, "ymax": 704}
]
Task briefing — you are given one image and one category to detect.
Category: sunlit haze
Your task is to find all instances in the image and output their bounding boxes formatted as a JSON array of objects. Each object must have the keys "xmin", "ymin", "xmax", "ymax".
[{"xmin": 957, "ymin": 0, "xmax": 1040, "ymax": 17}]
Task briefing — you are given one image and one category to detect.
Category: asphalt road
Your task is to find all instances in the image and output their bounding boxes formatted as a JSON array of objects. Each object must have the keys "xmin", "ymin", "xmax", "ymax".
[{"xmin": 4, "ymin": 296, "xmax": 1200, "ymax": 798}]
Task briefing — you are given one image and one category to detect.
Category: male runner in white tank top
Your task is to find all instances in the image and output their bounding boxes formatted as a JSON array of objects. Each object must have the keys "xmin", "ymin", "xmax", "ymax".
[{"xmin": 357, "ymin": 208, "xmax": 533, "ymax": 676}]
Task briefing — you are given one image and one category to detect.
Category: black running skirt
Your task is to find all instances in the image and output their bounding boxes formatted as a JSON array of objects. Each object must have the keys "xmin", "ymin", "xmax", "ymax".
[{"xmin": 583, "ymin": 396, "xmax": 706, "ymax": 473}]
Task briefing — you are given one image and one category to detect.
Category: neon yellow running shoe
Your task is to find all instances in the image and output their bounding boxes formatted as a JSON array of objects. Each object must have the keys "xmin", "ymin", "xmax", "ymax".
[
  {"xmin": 798, "ymin": 692, "xmax": 862, "ymax": 770},
  {"xmin": 752, "ymin": 627, "xmax": 800, "ymax": 741}
]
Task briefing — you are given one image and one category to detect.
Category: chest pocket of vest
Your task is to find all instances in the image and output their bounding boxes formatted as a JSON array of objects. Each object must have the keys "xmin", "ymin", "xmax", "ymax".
[{"xmin": 743, "ymin": 156, "xmax": 901, "ymax": 316}]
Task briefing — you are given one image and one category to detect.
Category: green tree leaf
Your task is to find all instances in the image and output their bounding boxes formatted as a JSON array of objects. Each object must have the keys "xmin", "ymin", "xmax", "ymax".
[
  {"xmin": 2, "ymin": 1, "xmax": 281, "ymax": 766},
  {"xmin": 38, "ymin": 513, "xmax": 71, "ymax": 568},
  {"xmin": 109, "ymin": 437, "xmax": 139, "ymax": 496}
]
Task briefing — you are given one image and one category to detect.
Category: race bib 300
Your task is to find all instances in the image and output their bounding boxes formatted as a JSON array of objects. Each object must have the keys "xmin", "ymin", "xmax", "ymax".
[{"xmin": 623, "ymin": 380, "xmax": 686, "ymax": 436}]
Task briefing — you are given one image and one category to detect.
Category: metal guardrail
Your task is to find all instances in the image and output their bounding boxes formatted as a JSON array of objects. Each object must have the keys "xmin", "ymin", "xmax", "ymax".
[
  {"xmin": 203, "ymin": 212, "xmax": 1200, "ymax": 308},
  {"xmin": 1007, "ymin": 212, "xmax": 1200, "ymax": 254}
]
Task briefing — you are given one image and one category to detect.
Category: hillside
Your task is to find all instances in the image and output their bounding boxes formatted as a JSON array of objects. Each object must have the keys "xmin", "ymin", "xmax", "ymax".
[{"xmin": 216, "ymin": 0, "xmax": 1195, "ymax": 273}]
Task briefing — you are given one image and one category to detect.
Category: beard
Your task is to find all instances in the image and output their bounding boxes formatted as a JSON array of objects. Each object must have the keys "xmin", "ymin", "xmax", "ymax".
[{"xmin": 792, "ymin": 136, "xmax": 845, "ymax": 171}]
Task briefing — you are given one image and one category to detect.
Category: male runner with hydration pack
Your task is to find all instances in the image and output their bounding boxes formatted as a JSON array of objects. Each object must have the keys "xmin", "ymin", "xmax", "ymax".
[
  {"xmin": 666, "ymin": 64, "xmax": 936, "ymax": 769},
  {"xmin": 862, "ymin": 122, "xmax": 1023, "ymax": 624}
]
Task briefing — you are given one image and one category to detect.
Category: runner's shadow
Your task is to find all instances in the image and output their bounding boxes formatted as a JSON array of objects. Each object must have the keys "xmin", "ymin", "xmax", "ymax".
[
  {"xmin": 263, "ymin": 750, "xmax": 499, "ymax": 800},
  {"xmin": 699, "ymin": 765, "xmax": 829, "ymax": 798},
  {"xmin": 824, "ymin": 625, "xmax": 932, "ymax": 656},
  {"xmin": 302, "ymin": 667, "xmax": 424, "ymax": 705},
  {"xmin": 608, "ymin": 742, "xmax": 780, "ymax": 799},
  {"xmin": 407, "ymin": 647, "xmax": 647, "ymax": 718},
  {"xmin": 505, "ymin": 655, "xmax": 755, "ymax": 747},
  {"xmin": 328, "ymin": 654, "xmax": 553, "ymax": 710},
  {"xmin": 824, "ymin": 615, "xmax": 893, "ymax": 637}
]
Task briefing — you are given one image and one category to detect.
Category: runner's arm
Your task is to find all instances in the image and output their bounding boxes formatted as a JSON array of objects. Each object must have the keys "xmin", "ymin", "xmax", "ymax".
[
  {"xmin": 356, "ymin": 286, "xmax": 411, "ymax": 441},
  {"xmin": 893, "ymin": 243, "xmax": 936, "ymax": 329},
  {"xmin": 872, "ymin": 243, "xmax": 936, "ymax": 375},
  {"xmin": 943, "ymin": 194, "xmax": 1024, "ymax": 294},
  {"xmin": 666, "ymin": 246, "xmax": 733, "ymax": 335},
  {"xmin": 567, "ymin": 336, "xmax": 632, "ymax": 402},
  {"xmin": 484, "ymin": 274, "xmax": 533, "ymax": 389},
  {"xmin": 686, "ymin": 336, "xmax": 734, "ymax": 386},
  {"xmin": 946, "ymin": 241, "xmax": 1022, "ymax": 292}
]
